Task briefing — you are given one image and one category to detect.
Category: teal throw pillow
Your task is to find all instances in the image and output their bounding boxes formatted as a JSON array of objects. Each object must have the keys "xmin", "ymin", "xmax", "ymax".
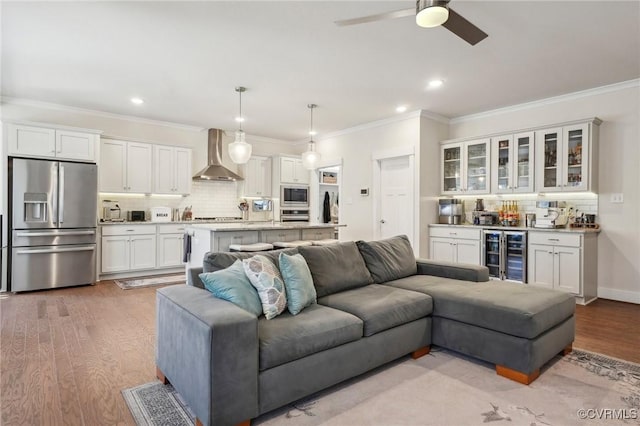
[
  {"xmin": 243, "ymin": 255, "xmax": 287, "ymax": 320},
  {"xmin": 199, "ymin": 260, "xmax": 262, "ymax": 317},
  {"xmin": 279, "ymin": 252, "xmax": 317, "ymax": 315}
]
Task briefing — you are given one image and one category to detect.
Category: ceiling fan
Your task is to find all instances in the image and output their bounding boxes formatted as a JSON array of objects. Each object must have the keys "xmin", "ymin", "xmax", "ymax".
[{"xmin": 335, "ymin": 0, "xmax": 488, "ymax": 46}]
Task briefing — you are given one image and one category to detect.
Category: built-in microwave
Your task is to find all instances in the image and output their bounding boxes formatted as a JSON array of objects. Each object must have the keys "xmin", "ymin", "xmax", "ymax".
[{"xmin": 280, "ymin": 185, "xmax": 309, "ymax": 207}]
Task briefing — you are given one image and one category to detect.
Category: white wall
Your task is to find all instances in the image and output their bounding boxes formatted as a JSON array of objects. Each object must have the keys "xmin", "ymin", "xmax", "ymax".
[
  {"xmin": 419, "ymin": 114, "xmax": 450, "ymax": 257},
  {"xmin": 315, "ymin": 113, "xmax": 422, "ymax": 248},
  {"xmin": 449, "ymin": 81, "xmax": 640, "ymax": 303}
]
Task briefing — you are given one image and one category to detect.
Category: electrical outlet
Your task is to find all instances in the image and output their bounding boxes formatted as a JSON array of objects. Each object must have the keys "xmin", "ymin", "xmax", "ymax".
[{"xmin": 610, "ymin": 193, "xmax": 624, "ymax": 204}]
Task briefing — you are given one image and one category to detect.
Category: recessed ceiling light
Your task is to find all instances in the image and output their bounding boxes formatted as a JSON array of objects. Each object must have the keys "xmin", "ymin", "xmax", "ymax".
[
  {"xmin": 428, "ymin": 79, "xmax": 444, "ymax": 89},
  {"xmin": 396, "ymin": 105, "xmax": 408, "ymax": 113},
  {"xmin": 131, "ymin": 97, "xmax": 144, "ymax": 105}
]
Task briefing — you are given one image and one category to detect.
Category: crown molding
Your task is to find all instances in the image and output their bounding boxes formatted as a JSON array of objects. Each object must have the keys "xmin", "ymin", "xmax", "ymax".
[
  {"xmin": 450, "ymin": 78, "xmax": 640, "ymax": 124},
  {"xmin": 315, "ymin": 110, "xmax": 421, "ymax": 143},
  {"xmin": 0, "ymin": 96, "xmax": 206, "ymax": 132}
]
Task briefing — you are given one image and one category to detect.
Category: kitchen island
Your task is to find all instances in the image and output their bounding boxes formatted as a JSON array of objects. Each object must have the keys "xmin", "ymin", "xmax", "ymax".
[{"xmin": 186, "ymin": 222, "xmax": 343, "ymax": 269}]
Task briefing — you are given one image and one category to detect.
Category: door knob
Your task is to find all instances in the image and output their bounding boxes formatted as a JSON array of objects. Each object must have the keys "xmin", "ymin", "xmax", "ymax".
[{"xmin": 380, "ymin": 219, "xmax": 386, "ymax": 224}]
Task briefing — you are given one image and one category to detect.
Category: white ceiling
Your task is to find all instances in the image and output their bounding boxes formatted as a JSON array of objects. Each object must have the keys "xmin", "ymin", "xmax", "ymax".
[{"xmin": 2, "ymin": 1, "xmax": 639, "ymax": 141}]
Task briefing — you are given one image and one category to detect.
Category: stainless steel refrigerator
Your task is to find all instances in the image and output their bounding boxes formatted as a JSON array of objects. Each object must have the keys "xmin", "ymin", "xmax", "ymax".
[
  {"xmin": 483, "ymin": 230, "xmax": 527, "ymax": 283},
  {"xmin": 9, "ymin": 158, "xmax": 97, "ymax": 292}
]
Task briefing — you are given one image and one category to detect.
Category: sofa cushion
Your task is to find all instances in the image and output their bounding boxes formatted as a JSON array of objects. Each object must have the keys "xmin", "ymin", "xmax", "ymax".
[
  {"xmin": 203, "ymin": 248, "xmax": 298, "ymax": 273},
  {"xmin": 279, "ymin": 252, "xmax": 317, "ymax": 315},
  {"xmin": 356, "ymin": 235, "xmax": 417, "ymax": 283},
  {"xmin": 384, "ymin": 275, "xmax": 575, "ymax": 339},
  {"xmin": 199, "ymin": 260, "xmax": 263, "ymax": 317},
  {"xmin": 318, "ymin": 284, "xmax": 433, "ymax": 337},
  {"xmin": 298, "ymin": 242, "xmax": 373, "ymax": 298},
  {"xmin": 243, "ymin": 255, "xmax": 287, "ymax": 320},
  {"xmin": 258, "ymin": 304, "xmax": 363, "ymax": 370}
]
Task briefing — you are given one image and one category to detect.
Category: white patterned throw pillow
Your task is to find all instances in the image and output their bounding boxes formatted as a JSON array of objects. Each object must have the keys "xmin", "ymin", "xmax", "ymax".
[{"xmin": 242, "ymin": 255, "xmax": 287, "ymax": 320}]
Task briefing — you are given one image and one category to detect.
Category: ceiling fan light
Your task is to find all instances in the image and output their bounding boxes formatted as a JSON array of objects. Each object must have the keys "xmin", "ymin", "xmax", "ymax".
[
  {"xmin": 229, "ymin": 130, "xmax": 252, "ymax": 164},
  {"xmin": 416, "ymin": 1, "xmax": 449, "ymax": 28}
]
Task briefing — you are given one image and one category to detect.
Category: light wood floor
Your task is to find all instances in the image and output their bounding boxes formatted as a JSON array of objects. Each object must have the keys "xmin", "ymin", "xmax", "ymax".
[{"xmin": 1, "ymin": 282, "xmax": 639, "ymax": 425}]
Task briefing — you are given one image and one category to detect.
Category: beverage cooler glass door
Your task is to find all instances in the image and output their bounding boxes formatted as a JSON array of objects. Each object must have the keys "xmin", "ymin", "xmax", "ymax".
[
  {"xmin": 483, "ymin": 231, "xmax": 501, "ymax": 279},
  {"xmin": 504, "ymin": 231, "xmax": 527, "ymax": 283}
]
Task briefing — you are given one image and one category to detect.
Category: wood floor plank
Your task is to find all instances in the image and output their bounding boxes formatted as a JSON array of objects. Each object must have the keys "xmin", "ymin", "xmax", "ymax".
[
  {"xmin": 50, "ymin": 317, "xmax": 85, "ymax": 426},
  {"xmin": 1, "ymin": 281, "xmax": 637, "ymax": 425},
  {"xmin": 38, "ymin": 310, "xmax": 64, "ymax": 426}
]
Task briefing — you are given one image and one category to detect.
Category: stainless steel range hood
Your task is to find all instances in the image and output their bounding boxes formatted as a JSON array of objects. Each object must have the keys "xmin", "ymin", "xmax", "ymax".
[{"xmin": 193, "ymin": 129, "xmax": 243, "ymax": 181}]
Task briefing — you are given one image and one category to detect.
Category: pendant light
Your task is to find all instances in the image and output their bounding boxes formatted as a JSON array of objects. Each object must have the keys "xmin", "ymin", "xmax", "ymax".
[
  {"xmin": 416, "ymin": 0, "xmax": 449, "ymax": 28},
  {"xmin": 301, "ymin": 104, "xmax": 321, "ymax": 170},
  {"xmin": 228, "ymin": 86, "xmax": 252, "ymax": 164}
]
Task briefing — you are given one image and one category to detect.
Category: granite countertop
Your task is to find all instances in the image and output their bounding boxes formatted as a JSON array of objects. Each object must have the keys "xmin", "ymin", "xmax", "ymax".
[
  {"xmin": 429, "ymin": 223, "xmax": 600, "ymax": 234},
  {"xmin": 189, "ymin": 222, "xmax": 344, "ymax": 231},
  {"xmin": 99, "ymin": 220, "xmax": 258, "ymax": 226}
]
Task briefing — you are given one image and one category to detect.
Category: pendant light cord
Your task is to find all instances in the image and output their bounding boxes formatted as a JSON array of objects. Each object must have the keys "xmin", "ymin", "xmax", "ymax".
[{"xmin": 236, "ymin": 86, "xmax": 246, "ymax": 132}]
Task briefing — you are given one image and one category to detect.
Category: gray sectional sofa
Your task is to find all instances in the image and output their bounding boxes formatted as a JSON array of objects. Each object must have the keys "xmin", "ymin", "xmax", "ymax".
[{"xmin": 156, "ymin": 235, "xmax": 575, "ymax": 426}]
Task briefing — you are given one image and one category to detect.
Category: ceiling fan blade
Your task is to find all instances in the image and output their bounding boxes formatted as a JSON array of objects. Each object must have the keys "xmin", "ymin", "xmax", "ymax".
[
  {"xmin": 335, "ymin": 8, "xmax": 414, "ymax": 27},
  {"xmin": 442, "ymin": 7, "xmax": 488, "ymax": 45}
]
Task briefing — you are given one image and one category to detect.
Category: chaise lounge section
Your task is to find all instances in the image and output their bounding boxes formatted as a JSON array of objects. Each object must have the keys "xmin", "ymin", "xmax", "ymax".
[{"xmin": 156, "ymin": 235, "xmax": 575, "ymax": 426}]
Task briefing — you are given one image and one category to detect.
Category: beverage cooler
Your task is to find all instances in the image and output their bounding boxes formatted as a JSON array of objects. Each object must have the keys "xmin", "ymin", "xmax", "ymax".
[{"xmin": 483, "ymin": 230, "xmax": 527, "ymax": 283}]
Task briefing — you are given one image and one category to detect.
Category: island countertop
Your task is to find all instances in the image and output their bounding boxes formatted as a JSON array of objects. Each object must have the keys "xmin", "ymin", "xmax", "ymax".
[{"xmin": 188, "ymin": 222, "xmax": 344, "ymax": 231}]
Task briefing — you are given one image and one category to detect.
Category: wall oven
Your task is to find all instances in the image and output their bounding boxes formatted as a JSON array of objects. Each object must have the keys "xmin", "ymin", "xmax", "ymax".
[
  {"xmin": 280, "ymin": 185, "xmax": 309, "ymax": 207},
  {"xmin": 280, "ymin": 209, "xmax": 310, "ymax": 223}
]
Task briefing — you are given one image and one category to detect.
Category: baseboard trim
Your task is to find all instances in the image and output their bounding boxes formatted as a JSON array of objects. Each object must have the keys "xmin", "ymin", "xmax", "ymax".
[{"xmin": 598, "ymin": 287, "xmax": 640, "ymax": 304}]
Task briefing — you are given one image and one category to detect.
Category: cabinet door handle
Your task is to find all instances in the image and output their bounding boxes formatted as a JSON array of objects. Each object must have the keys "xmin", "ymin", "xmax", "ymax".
[
  {"xmin": 548, "ymin": 238, "xmax": 559, "ymax": 241},
  {"xmin": 548, "ymin": 251, "xmax": 553, "ymax": 254},
  {"xmin": 449, "ymin": 232, "xmax": 457, "ymax": 236},
  {"xmin": 126, "ymin": 229, "xmax": 135, "ymax": 232}
]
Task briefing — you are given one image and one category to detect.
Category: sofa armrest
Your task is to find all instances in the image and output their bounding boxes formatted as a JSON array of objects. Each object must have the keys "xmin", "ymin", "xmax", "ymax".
[
  {"xmin": 415, "ymin": 258, "xmax": 489, "ymax": 282},
  {"xmin": 187, "ymin": 266, "xmax": 205, "ymax": 288},
  {"xmin": 156, "ymin": 285, "xmax": 259, "ymax": 426}
]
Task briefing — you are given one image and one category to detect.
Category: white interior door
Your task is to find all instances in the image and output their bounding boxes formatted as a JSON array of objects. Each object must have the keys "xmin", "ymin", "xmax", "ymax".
[{"xmin": 378, "ymin": 156, "xmax": 414, "ymax": 245}]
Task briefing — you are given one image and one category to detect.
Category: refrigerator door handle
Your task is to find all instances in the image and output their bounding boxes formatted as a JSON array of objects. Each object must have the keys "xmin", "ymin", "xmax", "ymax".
[
  {"xmin": 59, "ymin": 164, "xmax": 65, "ymax": 224},
  {"xmin": 16, "ymin": 245, "xmax": 95, "ymax": 255},
  {"xmin": 15, "ymin": 230, "xmax": 96, "ymax": 237}
]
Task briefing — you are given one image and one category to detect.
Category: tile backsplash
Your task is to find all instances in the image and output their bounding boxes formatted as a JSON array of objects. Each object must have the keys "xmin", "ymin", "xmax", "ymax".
[
  {"xmin": 100, "ymin": 181, "xmax": 243, "ymax": 219},
  {"xmin": 457, "ymin": 193, "xmax": 598, "ymax": 223}
]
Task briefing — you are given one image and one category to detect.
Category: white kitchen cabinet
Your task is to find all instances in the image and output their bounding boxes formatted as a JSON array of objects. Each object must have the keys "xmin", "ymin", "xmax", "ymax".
[
  {"xmin": 100, "ymin": 225, "xmax": 157, "ymax": 273},
  {"xmin": 242, "ymin": 156, "xmax": 272, "ymax": 197},
  {"xmin": 528, "ymin": 231, "xmax": 597, "ymax": 304},
  {"xmin": 260, "ymin": 229, "xmax": 300, "ymax": 243},
  {"xmin": 154, "ymin": 145, "xmax": 192, "ymax": 195},
  {"xmin": 101, "ymin": 235, "xmax": 130, "ymax": 273},
  {"xmin": 213, "ymin": 231, "xmax": 259, "ymax": 252},
  {"xmin": 156, "ymin": 224, "xmax": 186, "ymax": 268},
  {"xmin": 280, "ymin": 157, "xmax": 309, "ymax": 184},
  {"xmin": 130, "ymin": 234, "xmax": 157, "ymax": 270},
  {"xmin": 441, "ymin": 139, "xmax": 490, "ymax": 195},
  {"xmin": 301, "ymin": 228, "xmax": 334, "ymax": 241},
  {"xmin": 491, "ymin": 132, "xmax": 534, "ymax": 194},
  {"xmin": 535, "ymin": 120, "xmax": 599, "ymax": 193},
  {"xmin": 8, "ymin": 123, "xmax": 97, "ymax": 162},
  {"xmin": 429, "ymin": 227, "xmax": 481, "ymax": 264},
  {"xmin": 99, "ymin": 139, "xmax": 152, "ymax": 193}
]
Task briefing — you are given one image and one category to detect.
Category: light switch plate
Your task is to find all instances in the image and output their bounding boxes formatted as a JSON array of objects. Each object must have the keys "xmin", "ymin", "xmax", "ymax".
[{"xmin": 610, "ymin": 193, "xmax": 624, "ymax": 203}]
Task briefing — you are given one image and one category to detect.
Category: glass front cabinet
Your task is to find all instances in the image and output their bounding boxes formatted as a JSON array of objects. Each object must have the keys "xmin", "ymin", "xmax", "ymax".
[
  {"xmin": 535, "ymin": 123, "xmax": 592, "ymax": 192},
  {"xmin": 490, "ymin": 131, "xmax": 534, "ymax": 194},
  {"xmin": 441, "ymin": 139, "xmax": 490, "ymax": 195}
]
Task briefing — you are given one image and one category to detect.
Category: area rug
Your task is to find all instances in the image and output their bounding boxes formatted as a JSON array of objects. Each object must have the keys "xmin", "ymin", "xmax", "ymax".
[
  {"xmin": 114, "ymin": 273, "xmax": 186, "ymax": 290},
  {"xmin": 123, "ymin": 348, "xmax": 640, "ymax": 425}
]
